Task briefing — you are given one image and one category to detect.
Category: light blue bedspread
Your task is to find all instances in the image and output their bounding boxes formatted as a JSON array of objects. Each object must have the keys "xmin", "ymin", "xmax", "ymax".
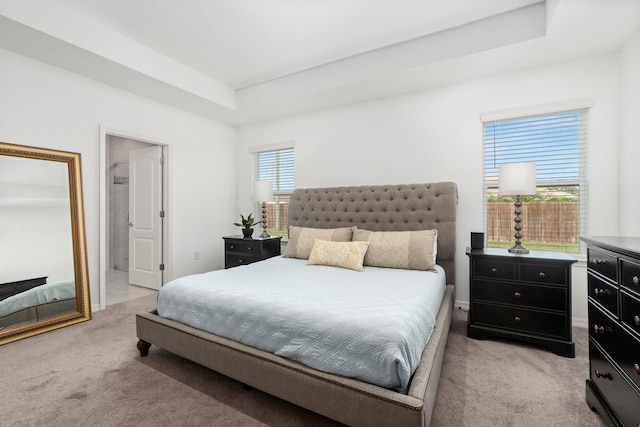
[
  {"xmin": 157, "ymin": 256, "xmax": 446, "ymax": 391},
  {"xmin": 0, "ymin": 280, "xmax": 75, "ymax": 317}
]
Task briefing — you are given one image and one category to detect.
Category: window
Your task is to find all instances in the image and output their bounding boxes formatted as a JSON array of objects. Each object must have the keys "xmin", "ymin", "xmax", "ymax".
[
  {"xmin": 483, "ymin": 109, "xmax": 588, "ymax": 253},
  {"xmin": 251, "ymin": 145, "xmax": 295, "ymax": 236}
]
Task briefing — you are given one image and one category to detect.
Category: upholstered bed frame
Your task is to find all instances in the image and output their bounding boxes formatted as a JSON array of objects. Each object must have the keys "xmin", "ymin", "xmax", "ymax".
[{"xmin": 136, "ymin": 182, "xmax": 457, "ymax": 426}]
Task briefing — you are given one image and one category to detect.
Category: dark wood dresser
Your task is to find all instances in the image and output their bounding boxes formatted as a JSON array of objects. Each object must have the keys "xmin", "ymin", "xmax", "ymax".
[
  {"xmin": 223, "ymin": 235, "xmax": 282, "ymax": 269},
  {"xmin": 581, "ymin": 236, "xmax": 640, "ymax": 427},
  {"xmin": 466, "ymin": 247, "xmax": 577, "ymax": 357}
]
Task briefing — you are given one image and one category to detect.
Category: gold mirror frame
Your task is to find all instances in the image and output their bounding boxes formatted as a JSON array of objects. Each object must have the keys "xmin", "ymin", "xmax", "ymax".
[{"xmin": 0, "ymin": 142, "xmax": 90, "ymax": 345}]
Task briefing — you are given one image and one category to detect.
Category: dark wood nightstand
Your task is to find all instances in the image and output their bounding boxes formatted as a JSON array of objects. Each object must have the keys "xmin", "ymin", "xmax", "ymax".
[
  {"xmin": 223, "ymin": 235, "xmax": 282, "ymax": 269},
  {"xmin": 466, "ymin": 247, "xmax": 577, "ymax": 357}
]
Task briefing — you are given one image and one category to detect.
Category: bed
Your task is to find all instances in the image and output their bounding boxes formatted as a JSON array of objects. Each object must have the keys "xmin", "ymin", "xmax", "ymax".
[
  {"xmin": 0, "ymin": 280, "xmax": 76, "ymax": 330},
  {"xmin": 136, "ymin": 182, "xmax": 457, "ymax": 426}
]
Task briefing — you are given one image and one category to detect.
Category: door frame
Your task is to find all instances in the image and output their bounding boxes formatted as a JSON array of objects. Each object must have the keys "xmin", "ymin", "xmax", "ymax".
[{"xmin": 99, "ymin": 126, "xmax": 171, "ymax": 310}]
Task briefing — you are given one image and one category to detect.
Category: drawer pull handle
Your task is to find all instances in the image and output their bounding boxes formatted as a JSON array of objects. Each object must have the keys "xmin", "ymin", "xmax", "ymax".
[
  {"xmin": 238, "ymin": 259, "xmax": 245, "ymax": 263},
  {"xmin": 633, "ymin": 275, "xmax": 639, "ymax": 285},
  {"xmin": 491, "ymin": 268, "xmax": 498, "ymax": 273},
  {"xmin": 594, "ymin": 370, "xmax": 612, "ymax": 380},
  {"xmin": 247, "ymin": 247, "xmax": 254, "ymax": 251},
  {"xmin": 634, "ymin": 364, "xmax": 640, "ymax": 375},
  {"xmin": 229, "ymin": 245, "xmax": 235, "ymax": 249},
  {"xmin": 514, "ymin": 292, "xmax": 522, "ymax": 298},
  {"xmin": 635, "ymin": 315, "xmax": 640, "ymax": 326},
  {"xmin": 593, "ymin": 324, "xmax": 611, "ymax": 335},
  {"xmin": 514, "ymin": 316, "xmax": 521, "ymax": 323},
  {"xmin": 591, "ymin": 259, "xmax": 607, "ymax": 266},
  {"xmin": 594, "ymin": 288, "xmax": 610, "ymax": 297},
  {"xmin": 539, "ymin": 272, "xmax": 546, "ymax": 278}
]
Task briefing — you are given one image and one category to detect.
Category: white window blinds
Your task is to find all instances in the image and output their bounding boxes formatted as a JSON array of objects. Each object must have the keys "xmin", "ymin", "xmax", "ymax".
[
  {"xmin": 251, "ymin": 147, "xmax": 295, "ymax": 195},
  {"xmin": 483, "ymin": 109, "xmax": 588, "ymax": 253},
  {"xmin": 251, "ymin": 146, "xmax": 295, "ymax": 236}
]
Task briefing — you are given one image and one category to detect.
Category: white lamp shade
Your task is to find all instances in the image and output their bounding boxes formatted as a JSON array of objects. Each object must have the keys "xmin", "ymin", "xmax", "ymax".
[
  {"xmin": 253, "ymin": 181, "xmax": 273, "ymax": 202},
  {"xmin": 498, "ymin": 162, "xmax": 536, "ymax": 196}
]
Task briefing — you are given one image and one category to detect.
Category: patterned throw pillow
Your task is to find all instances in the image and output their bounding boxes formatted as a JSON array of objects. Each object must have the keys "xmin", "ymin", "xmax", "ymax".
[
  {"xmin": 352, "ymin": 229, "xmax": 438, "ymax": 271},
  {"xmin": 307, "ymin": 240, "xmax": 370, "ymax": 272},
  {"xmin": 283, "ymin": 226, "xmax": 356, "ymax": 260}
]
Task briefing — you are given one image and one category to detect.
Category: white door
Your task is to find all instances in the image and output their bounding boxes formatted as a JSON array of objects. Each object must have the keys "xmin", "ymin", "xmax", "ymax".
[{"xmin": 128, "ymin": 146, "xmax": 163, "ymax": 289}]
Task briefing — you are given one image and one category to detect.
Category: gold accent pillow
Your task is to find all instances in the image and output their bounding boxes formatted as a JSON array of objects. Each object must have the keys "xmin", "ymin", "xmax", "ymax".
[
  {"xmin": 307, "ymin": 240, "xmax": 370, "ymax": 272},
  {"xmin": 283, "ymin": 226, "xmax": 356, "ymax": 260},
  {"xmin": 352, "ymin": 229, "xmax": 438, "ymax": 271}
]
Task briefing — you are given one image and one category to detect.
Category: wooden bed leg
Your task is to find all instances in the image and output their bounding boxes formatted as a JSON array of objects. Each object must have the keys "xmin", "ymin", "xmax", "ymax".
[{"xmin": 137, "ymin": 339, "xmax": 151, "ymax": 356}]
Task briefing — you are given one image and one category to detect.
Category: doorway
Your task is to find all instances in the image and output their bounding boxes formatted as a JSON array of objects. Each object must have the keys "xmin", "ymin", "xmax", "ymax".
[{"xmin": 104, "ymin": 134, "xmax": 166, "ymax": 306}]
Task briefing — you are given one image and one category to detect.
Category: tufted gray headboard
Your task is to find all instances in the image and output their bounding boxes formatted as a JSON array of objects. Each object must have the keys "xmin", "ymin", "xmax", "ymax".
[{"xmin": 288, "ymin": 182, "xmax": 458, "ymax": 284}]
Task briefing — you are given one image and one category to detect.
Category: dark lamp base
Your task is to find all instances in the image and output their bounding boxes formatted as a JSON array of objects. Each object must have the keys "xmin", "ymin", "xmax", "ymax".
[{"xmin": 508, "ymin": 243, "xmax": 530, "ymax": 254}]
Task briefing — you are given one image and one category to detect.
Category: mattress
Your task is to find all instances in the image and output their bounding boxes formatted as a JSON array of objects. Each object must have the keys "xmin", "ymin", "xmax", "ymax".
[{"xmin": 157, "ymin": 256, "xmax": 446, "ymax": 391}]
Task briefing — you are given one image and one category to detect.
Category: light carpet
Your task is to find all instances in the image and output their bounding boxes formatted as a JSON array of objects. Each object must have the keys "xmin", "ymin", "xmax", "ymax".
[{"xmin": 0, "ymin": 294, "xmax": 605, "ymax": 426}]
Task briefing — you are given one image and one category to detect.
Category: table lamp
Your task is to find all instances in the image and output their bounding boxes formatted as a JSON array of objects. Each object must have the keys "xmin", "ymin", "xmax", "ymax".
[
  {"xmin": 498, "ymin": 162, "xmax": 536, "ymax": 254},
  {"xmin": 253, "ymin": 181, "xmax": 273, "ymax": 238}
]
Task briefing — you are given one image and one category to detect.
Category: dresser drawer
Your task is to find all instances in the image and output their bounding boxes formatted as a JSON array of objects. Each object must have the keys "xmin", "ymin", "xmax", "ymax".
[
  {"xmin": 474, "ymin": 279, "xmax": 566, "ymax": 311},
  {"xmin": 473, "ymin": 303, "xmax": 568, "ymax": 338},
  {"xmin": 589, "ymin": 303, "xmax": 627, "ymax": 356},
  {"xmin": 473, "ymin": 259, "xmax": 515, "ymax": 280},
  {"xmin": 588, "ymin": 273, "xmax": 618, "ymax": 316},
  {"xmin": 589, "ymin": 341, "xmax": 640, "ymax": 427},
  {"xmin": 587, "ymin": 248, "xmax": 617, "ymax": 282},
  {"xmin": 590, "ymin": 303, "xmax": 640, "ymax": 390},
  {"xmin": 520, "ymin": 264, "xmax": 568, "ymax": 285},
  {"xmin": 225, "ymin": 240, "xmax": 260, "ymax": 254},
  {"xmin": 621, "ymin": 290, "xmax": 640, "ymax": 338},
  {"xmin": 621, "ymin": 259, "xmax": 640, "ymax": 297}
]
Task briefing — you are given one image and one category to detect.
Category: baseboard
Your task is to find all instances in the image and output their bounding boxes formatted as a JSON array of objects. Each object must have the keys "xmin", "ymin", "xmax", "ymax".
[
  {"xmin": 455, "ymin": 300, "xmax": 469, "ymax": 312},
  {"xmin": 572, "ymin": 317, "xmax": 588, "ymax": 329}
]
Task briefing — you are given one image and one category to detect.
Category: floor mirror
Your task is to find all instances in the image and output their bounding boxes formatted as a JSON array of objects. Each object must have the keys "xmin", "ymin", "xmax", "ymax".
[{"xmin": 0, "ymin": 141, "xmax": 91, "ymax": 345}]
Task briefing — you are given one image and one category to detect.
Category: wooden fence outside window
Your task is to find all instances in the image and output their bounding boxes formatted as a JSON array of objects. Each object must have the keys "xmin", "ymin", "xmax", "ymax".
[{"xmin": 487, "ymin": 201, "xmax": 579, "ymax": 245}]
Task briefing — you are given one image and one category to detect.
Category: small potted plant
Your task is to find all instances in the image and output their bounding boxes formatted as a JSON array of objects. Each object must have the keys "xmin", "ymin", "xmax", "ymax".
[{"xmin": 234, "ymin": 213, "xmax": 258, "ymax": 239}]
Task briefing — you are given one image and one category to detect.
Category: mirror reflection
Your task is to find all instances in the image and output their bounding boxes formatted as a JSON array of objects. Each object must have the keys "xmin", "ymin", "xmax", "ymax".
[
  {"xmin": 0, "ymin": 156, "xmax": 76, "ymax": 330},
  {"xmin": 0, "ymin": 142, "xmax": 90, "ymax": 344}
]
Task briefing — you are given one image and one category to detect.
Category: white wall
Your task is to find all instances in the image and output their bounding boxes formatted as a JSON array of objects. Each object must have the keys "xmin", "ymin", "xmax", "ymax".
[
  {"xmin": 0, "ymin": 207, "xmax": 73, "ymax": 283},
  {"xmin": 0, "ymin": 48, "xmax": 238, "ymax": 308},
  {"xmin": 619, "ymin": 29, "xmax": 640, "ymax": 236},
  {"xmin": 237, "ymin": 54, "xmax": 623, "ymax": 325}
]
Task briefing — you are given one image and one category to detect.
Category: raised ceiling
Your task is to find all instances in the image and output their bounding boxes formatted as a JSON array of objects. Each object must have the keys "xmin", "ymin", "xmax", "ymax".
[{"xmin": 0, "ymin": 0, "xmax": 639, "ymax": 125}]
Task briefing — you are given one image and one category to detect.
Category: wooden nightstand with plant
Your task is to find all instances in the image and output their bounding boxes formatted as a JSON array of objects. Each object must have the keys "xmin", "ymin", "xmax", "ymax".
[{"xmin": 223, "ymin": 236, "xmax": 282, "ymax": 269}]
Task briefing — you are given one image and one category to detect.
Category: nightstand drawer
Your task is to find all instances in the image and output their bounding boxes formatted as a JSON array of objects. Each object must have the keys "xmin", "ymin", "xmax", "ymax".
[
  {"xmin": 225, "ymin": 254, "xmax": 259, "ymax": 268},
  {"xmin": 520, "ymin": 264, "xmax": 567, "ymax": 285},
  {"xmin": 588, "ymin": 273, "xmax": 618, "ymax": 316},
  {"xmin": 473, "ymin": 259, "xmax": 515, "ymax": 280},
  {"xmin": 621, "ymin": 259, "xmax": 640, "ymax": 297},
  {"xmin": 473, "ymin": 303, "xmax": 568, "ymax": 338},
  {"xmin": 589, "ymin": 341, "xmax": 640, "ymax": 427},
  {"xmin": 225, "ymin": 240, "xmax": 259, "ymax": 254},
  {"xmin": 587, "ymin": 248, "xmax": 617, "ymax": 282},
  {"xmin": 474, "ymin": 279, "xmax": 566, "ymax": 311}
]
